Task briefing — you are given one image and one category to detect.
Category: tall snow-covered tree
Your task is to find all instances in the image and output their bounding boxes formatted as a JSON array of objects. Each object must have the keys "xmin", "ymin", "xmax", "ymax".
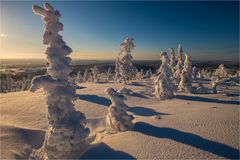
[
  {"xmin": 114, "ymin": 37, "xmax": 135, "ymax": 84},
  {"xmin": 178, "ymin": 53, "xmax": 192, "ymax": 92},
  {"xmin": 169, "ymin": 48, "xmax": 176, "ymax": 69},
  {"xmin": 173, "ymin": 44, "xmax": 184, "ymax": 84},
  {"xmin": 30, "ymin": 3, "xmax": 89, "ymax": 159},
  {"xmin": 153, "ymin": 52, "xmax": 174, "ymax": 99}
]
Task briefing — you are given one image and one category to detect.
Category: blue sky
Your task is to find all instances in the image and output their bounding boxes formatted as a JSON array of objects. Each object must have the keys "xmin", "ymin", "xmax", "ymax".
[{"xmin": 1, "ymin": 1, "xmax": 239, "ymax": 61}]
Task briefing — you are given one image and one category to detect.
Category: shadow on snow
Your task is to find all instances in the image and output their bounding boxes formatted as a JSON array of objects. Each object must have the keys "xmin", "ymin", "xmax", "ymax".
[
  {"xmin": 128, "ymin": 106, "xmax": 170, "ymax": 116},
  {"xmin": 176, "ymin": 95, "xmax": 239, "ymax": 105},
  {"xmin": 78, "ymin": 94, "xmax": 111, "ymax": 107},
  {"xmin": 133, "ymin": 122, "xmax": 239, "ymax": 159},
  {"xmin": 80, "ymin": 143, "xmax": 135, "ymax": 159}
]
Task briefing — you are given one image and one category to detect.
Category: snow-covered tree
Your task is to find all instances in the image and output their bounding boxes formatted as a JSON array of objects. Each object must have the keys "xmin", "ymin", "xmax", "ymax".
[
  {"xmin": 214, "ymin": 64, "xmax": 228, "ymax": 78},
  {"xmin": 105, "ymin": 88, "xmax": 134, "ymax": 132},
  {"xmin": 77, "ymin": 71, "xmax": 83, "ymax": 83},
  {"xmin": 30, "ymin": 3, "xmax": 89, "ymax": 159},
  {"xmin": 178, "ymin": 53, "xmax": 192, "ymax": 92},
  {"xmin": 192, "ymin": 66, "xmax": 197, "ymax": 80},
  {"xmin": 91, "ymin": 65, "xmax": 99, "ymax": 83},
  {"xmin": 173, "ymin": 44, "xmax": 184, "ymax": 84},
  {"xmin": 145, "ymin": 69, "xmax": 153, "ymax": 78},
  {"xmin": 106, "ymin": 67, "xmax": 112, "ymax": 82},
  {"xmin": 169, "ymin": 48, "xmax": 176, "ymax": 69},
  {"xmin": 197, "ymin": 70, "xmax": 204, "ymax": 79},
  {"xmin": 83, "ymin": 68, "xmax": 89, "ymax": 83},
  {"xmin": 153, "ymin": 52, "xmax": 174, "ymax": 99},
  {"xmin": 114, "ymin": 37, "xmax": 135, "ymax": 84}
]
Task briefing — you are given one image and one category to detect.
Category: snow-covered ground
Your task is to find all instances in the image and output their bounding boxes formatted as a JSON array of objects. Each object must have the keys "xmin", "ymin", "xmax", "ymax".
[{"xmin": 0, "ymin": 80, "xmax": 239, "ymax": 159}]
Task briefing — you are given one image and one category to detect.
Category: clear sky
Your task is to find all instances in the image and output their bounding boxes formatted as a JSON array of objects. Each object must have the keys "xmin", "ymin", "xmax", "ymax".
[{"xmin": 0, "ymin": 1, "xmax": 239, "ymax": 61}]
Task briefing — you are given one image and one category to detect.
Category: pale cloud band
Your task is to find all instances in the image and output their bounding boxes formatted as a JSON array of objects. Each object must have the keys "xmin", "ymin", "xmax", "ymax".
[{"xmin": 0, "ymin": 33, "xmax": 7, "ymax": 38}]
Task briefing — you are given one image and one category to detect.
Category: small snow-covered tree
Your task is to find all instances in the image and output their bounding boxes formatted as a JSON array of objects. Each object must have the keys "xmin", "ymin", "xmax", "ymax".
[
  {"xmin": 106, "ymin": 67, "xmax": 112, "ymax": 82},
  {"xmin": 91, "ymin": 65, "xmax": 99, "ymax": 83},
  {"xmin": 145, "ymin": 69, "xmax": 153, "ymax": 78},
  {"xmin": 30, "ymin": 3, "xmax": 89, "ymax": 159},
  {"xmin": 105, "ymin": 88, "xmax": 134, "ymax": 132},
  {"xmin": 192, "ymin": 66, "xmax": 198, "ymax": 80},
  {"xmin": 214, "ymin": 64, "xmax": 228, "ymax": 78},
  {"xmin": 77, "ymin": 71, "xmax": 83, "ymax": 83},
  {"xmin": 153, "ymin": 52, "xmax": 174, "ymax": 99},
  {"xmin": 178, "ymin": 53, "xmax": 192, "ymax": 92},
  {"xmin": 173, "ymin": 44, "xmax": 184, "ymax": 84},
  {"xmin": 114, "ymin": 37, "xmax": 135, "ymax": 84},
  {"xmin": 210, "ymin": 76, "xmax": 225, "ymax": 94},
  {"xmin": 83, "ymin": 68, "xmax": 89, "ymax": 83}
]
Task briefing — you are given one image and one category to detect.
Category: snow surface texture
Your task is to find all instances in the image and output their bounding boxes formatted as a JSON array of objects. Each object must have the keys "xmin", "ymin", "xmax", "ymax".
[
  {"xmin": 30, "ymin": 3, "xmax": 89, "ymax": 159},
  {"xmin": 114, "ymin": 37, "xmax": 135, "ymax": 84},
  {"xmin": 1, "ymin": 80, "xmax": 239, "ymax": 159},
  {"xmin": 178, "ymin": 53, "xmax": 193, "ymax": 93},
  {"xmin": 105, "ymin": 88, "xmax": 134, "ymax": 132},
  {"xmin": 153, "ymin": 52, "xmax": 174, "ymax": 99}
]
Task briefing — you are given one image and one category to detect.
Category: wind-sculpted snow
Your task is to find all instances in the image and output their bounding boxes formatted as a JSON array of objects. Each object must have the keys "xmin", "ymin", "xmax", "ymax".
[
  {"xmin": 114, "ymin": 37, "xmax": 135, "ymax": 84},
  {"xmin": 153, "ymin": 52, "xmax": 174, "ymax": 99},
  {"xmin": 105, "ymin": 88, "xmax": 134, "ymax": 132},
  {"xmin": 30, "ymin": 3, "xmax": 89, "ymax": 159},
  {"xmin": 117, "ymin": 87, "xmax": 134, "ymax": 96},
  {"xmin": 105, "ymin": 87, "xmax": 128, "ymax": 109}
]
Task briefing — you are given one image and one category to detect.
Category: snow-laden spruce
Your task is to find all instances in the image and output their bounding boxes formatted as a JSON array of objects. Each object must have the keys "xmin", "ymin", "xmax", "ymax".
[
  {"xmin": 169, "ymin": 48, "xmax": 176, "ymax": 70},
  {"xmin": 192, "ymin": 66, "xmax": 197, "ymax": 80},
  {"xmin": 173, "ymin": 44, "xmax": 184, "ymax": 84},
  {"xmin": 214, "ymin": 64, "xmax": 228, "ymax": 78},
  {"xmin": 178, "ymin": 53, "xmax": 193, "ymax": 92},
  {"xmin": 77, "ymin": 71, "xmax": 83, "ymax": 83},
  {"xmin": 83, "ymin": 68, "xmax": 89, "ymax": 83},
  {"xmin": 145, "ymin": 69, "xmax": 153, "ymax": 78},
  {"xmin": 91, "ymin": 65, "xmax": 99, "ymax": 83},
  {"xmin": 114, "ymin": 37, "xmax": 135, "ymax": 84},
  {"xmin": 30, "ymin": 3, "xmax": 89, "ymax": 159},
  {"xmin": 106, "ymin": 67, "xmax": 112, "ymax": 82},
  {"xmin": 153, "ymin": 52, "xmax": 174, "ymax": 99},
  {"xmin": 105, "ymin": 88, "xmax": 134, "ymax": 132},
  {"xmin": 193, "ymin": 77, "xmax": 224, "ymax": 94}
]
